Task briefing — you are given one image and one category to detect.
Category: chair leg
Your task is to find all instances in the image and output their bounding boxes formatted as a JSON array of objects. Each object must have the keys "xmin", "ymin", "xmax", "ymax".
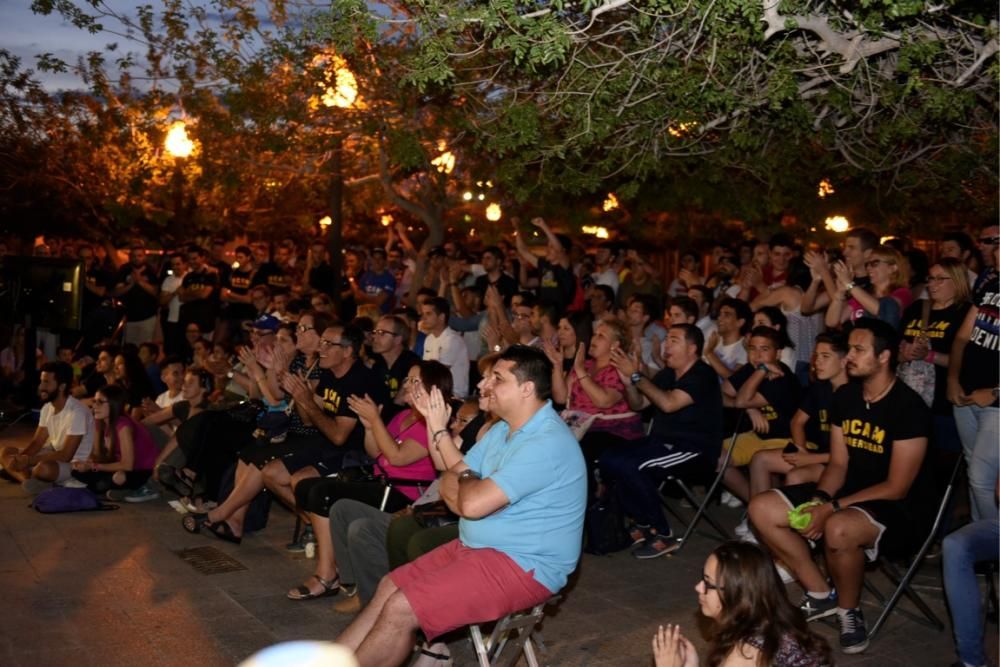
[{"xmin": 676, "ymin": 481, "xmax": 729, "ymax": 540}]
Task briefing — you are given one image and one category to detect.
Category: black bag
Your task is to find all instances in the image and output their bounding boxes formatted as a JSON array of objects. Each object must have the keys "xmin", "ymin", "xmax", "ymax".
[
  {"xmin": 216, "ymin": 462, "xmax": 271, "ymax": 533},
  {"xmin": 583, "ymin": 490, "xmax": 630, "ymax": 555},
  {"xmin": 412, "ymin": 500, "xmax": 459, "ymax": 529}
]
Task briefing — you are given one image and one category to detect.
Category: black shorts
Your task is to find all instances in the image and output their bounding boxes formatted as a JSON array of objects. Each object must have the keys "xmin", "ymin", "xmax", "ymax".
[
  {"xmin": 238, "ymin": 433, "xmax": 344, "ymax": 475},
  {"xmin": 774, "ymin": 483, "xmax": 931, "ymax": 561}
]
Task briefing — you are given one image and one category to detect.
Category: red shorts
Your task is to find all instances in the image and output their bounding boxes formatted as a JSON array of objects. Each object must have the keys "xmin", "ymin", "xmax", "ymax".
[{"xmin": 389, "ymin": 539, "xmax": 552, "ymax": 641}]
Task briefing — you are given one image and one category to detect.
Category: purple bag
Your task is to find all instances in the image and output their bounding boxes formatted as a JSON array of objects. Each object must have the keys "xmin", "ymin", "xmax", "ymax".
[{"xmin": 31, "ymin": 487, "xmax": 117, "ymax": 513}]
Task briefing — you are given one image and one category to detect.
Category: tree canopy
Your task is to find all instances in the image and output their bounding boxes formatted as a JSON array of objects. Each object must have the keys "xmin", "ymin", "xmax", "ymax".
[{"xmin": 2, "ymin": 0, "xmax": 996, "ymax": 244}]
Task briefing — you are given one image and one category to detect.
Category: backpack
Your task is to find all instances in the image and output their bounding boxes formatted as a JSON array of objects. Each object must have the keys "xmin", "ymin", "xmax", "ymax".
[
  {"xmin": 31, "ymin": 487, "xmax": 119, "ymax": 513},
  {"xmin": 583, "ymin": 490, "xmax": 630, "ymax": 555}
]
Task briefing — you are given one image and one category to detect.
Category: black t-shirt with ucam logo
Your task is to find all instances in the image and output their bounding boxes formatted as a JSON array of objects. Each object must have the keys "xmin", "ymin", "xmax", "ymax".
[{"xmin": 830, "ymin": 379, "xmax": 931, "ymax": 499}]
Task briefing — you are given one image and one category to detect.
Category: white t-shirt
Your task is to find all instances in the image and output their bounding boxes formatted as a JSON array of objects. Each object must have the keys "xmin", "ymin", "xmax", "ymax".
[
  {"xmin": 39, "ymin": 397, "xmax": 94, "ymax": 462},
  {"xmin": 696, "ymin": 316, "xmax": 718, "ymax": 341},
  {"xmin": 155, "ymin": 390, "xmax": 186, "ymax": 409},
  {"xmin": 161, "ymin": 273, "xmax": 184, "ymax": 323},
  {"xmin": 593, "ymin": 268, "xmax": 620, "ymax": 294},
  {"xmin": 713, "ymin": 338, "xmax": 748, "ymax": 372},
  {"xmin": 423, "ymin": 327, "xmax": 470, "ymax": 398}
]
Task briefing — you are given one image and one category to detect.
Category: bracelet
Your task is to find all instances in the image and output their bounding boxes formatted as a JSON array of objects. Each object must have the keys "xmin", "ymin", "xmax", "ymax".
[{"xmin": 431, "ymin": 429, "xmax": 449, "ymax": 442}]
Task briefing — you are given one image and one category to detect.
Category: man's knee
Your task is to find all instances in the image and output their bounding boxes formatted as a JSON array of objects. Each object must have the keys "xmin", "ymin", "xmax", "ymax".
[
  {"xmin": 748, "ymin": 490, "xmax": 785, "ymax": 528},
  {"xmin": 824, "ymin": 512, "xmax": 868, "ymax": 550},
  {"xmin": 381, "ymin": 589, "xmax": 417, "ymax": 627},
  {"xmin": 32, "ymin": 461, "xmax": 59, "ymax": 482}
]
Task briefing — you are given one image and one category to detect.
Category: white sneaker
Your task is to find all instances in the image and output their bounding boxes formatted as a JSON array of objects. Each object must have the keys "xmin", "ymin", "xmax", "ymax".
[
  {"xmin": 721, "ymin": 491, "xmax": 743, "ymax": 508},
  {"xmin": 775, "ymin": 562, "xmax": 797, "ymax": 584}
]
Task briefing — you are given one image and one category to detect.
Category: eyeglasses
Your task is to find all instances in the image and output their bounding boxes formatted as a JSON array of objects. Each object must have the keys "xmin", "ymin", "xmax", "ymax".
[
  {"xmin": 372, "ymin": 329, "xmax": 401, "ymax": 337},
  {"xmin": 297, "ymin": 325, "xmax": 315, "ymax": 333},
  {"xmin": 926, "ymin": 275, "xmax": 952, "ymax": 283},
  {"xmin": 978, "ymin": 236, "xmax": 999, "ymax": 245},
  {"xmin": 319, "ymin": 339, "xmax": 349, "ymax": 348},
  {"xmin": 700, "ymin": 574, "xmax": 723, "ymax": 592}
]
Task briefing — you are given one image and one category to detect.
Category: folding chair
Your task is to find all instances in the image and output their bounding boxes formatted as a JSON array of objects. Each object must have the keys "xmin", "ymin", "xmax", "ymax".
[
  {"xmin": 863, "ymin": 455, "xmax": 963, "ymax": 641},
  {"xmin": 659, "ymin": 410, "xmax": 746, "ymax": 555},
  {"xmin": 468, "ymin": 596, "xmax": 558, "ymax": 667}
]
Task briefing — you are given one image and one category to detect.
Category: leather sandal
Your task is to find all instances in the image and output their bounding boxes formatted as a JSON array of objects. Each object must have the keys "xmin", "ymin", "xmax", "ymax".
[{"xmin": 286, "ymin": 574, "xmax": 340, "ymax": 601}]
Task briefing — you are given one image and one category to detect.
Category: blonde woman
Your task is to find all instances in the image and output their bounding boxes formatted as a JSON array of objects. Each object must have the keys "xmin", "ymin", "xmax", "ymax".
[{"xmin": 826, "ymin": 245, "xmax": 912, "ymax": 330}]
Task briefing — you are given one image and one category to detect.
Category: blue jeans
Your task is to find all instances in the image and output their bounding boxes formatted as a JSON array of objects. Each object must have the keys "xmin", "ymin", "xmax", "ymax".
[
  {"xmin": 942, "ymin": 519, "xmax": 999, "ymax": 667},
  {"xmin": 953, "ymin": 404, "xmax": 1000, "ymax": 522}
]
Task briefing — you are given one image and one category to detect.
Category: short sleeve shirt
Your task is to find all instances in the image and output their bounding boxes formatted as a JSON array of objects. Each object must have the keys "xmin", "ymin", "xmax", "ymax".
[
  {"xmin": 799, "ymin": 380, "xmax": 834, "ymax": 452},
  {"xmin": 358, "ymin": 270, "xmax": 397, "ymax": 313},
  {"xmin": 314, "ymin": 360, "xmax": 389, "ymax": 451},
  {"xmin": 831, "ymin": 380, "xmax": 930, "ymax": 498},
  {"xmin": 728, "ymin": 363, "xmax": 799, "ymax": 439},
  {"xmin": 959, "ymin": 272, "xmax": 999, "ymax": 405},
  {"xmin": 40, "ymin": 396, "xmax": 94, "ymax": 462},
  {"xmin": 460, "ymin": 402, "xmax": 587, "ymax": 593},
  {"xmin": 115, "ymin": 264, "xmax": 160, "ymax": 321},
  {"xmin": 901, "ymin": 299, "xmax": 971, "ymax": 413},
  {"xmin": 648, "ymin": 360, "xmax": 724, "ymax": 457},
  {"xmin": 179, "ymin": 269, "xmax": 220, "ymax": 332}
]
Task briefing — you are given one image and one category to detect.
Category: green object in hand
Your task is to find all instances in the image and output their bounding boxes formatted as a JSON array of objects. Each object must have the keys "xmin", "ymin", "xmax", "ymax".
[{"xmin": 787, "ymin": 500, "xmax": 823, "ymax": 530}]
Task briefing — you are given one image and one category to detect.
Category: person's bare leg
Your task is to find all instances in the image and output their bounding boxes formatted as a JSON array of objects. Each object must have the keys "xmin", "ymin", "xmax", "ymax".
[
  {"xmin": 290, "ymin": 512, "xmax": 339, "ymax": 596},
  {"xmin": 723, "ymin": 466, "xmax": 750, "ymax": 502},
  {"xmin": 355, "ymin": 589, "xmax": 420, "ymax": 667},
  {"xmin": 338, "ymin": 575, "xmax": 400, "ymax": 651},
  {"xmin": 823, "ymin": 510, "xmax": 879, "ymax": 608},
  {"xmin": 785, "ymin": 464, "xmax": 824, "ymax": 485},
  {"xmin": 748, "ymin": 490, "xmax": 828, "ymax": 592},
  {"xmin": 32, "ymin": 461, "xmax": 59, "ymax": 482},
  {"xmin": 261, "ymin": 460, "xmax": 299, "ymax": 509},
  {"xmin": 749, "ymin": 449, "xmax": 793, "ymax": 497},
  {"xmin": 207, "ymin": 464, "xmax": 265, "ymax": 536}
]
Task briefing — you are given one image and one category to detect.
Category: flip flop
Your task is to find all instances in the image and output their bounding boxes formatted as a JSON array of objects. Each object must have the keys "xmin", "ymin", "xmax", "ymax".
[
  {"xmin": 286, "ymin": 574, "xmax": 340, "ymax": 601},
  {"xmin": 181, "ymin": 512, "xmax": 209, "ymax": 534},
  {"xmin": 205, "ymin": 519, "xmax": 243, "ymax": 545}
]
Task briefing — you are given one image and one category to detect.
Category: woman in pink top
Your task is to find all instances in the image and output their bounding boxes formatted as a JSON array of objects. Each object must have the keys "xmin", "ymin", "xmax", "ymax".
[
  {"xmin": 827, "ymin": 245, "xmax": 912, "ymax": 331},
  {"xmin": 286, "ymin": 360, "xmax": 453, "ymax": 601},
  {"xmin": 72, "ymin": 384, "xmax": 158, "ymax": 500}
]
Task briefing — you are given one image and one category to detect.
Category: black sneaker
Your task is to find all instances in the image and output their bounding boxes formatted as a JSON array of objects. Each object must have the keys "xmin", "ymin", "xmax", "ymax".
[
  {"xmin": 286, "ymin": 527, "xmax": 315, "ymax": 553},
  {"xmin": 838, "ymin": 607, "xmax": 869, "ymax": 654},
  {"xmin": 631, "ymin": 534, "xmax": 681, "ymax": 559},
  {"xmin": 626, "ymin": 523, "xmax": 652, "ymax": 546},
  {"xmin": 798, "ymin": 590, "xmax": 839, "ymax": 621}
]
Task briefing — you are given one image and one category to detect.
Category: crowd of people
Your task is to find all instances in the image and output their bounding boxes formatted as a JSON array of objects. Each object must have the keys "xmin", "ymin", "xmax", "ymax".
[{"xmin": 2, "ymin": 219, "xmax": 997, "ymax": 667}]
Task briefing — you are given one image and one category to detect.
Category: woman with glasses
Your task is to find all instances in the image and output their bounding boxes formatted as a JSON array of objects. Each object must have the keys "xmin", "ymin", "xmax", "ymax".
[
  {"xmin": 652, "ymin": 541, "xmax": 831, "ymax": 667},
  {"xmin": 284, "ymin": 360, "xmax": 452, "ymax": 601},
  {"xmin": 72, "ymin": 384, "xmax": 158, "ymax": 500},
  {"xmin": 826, "ymin": 245, "xmax": 912, "ymax": 330},
  {"xmin": 898, "ymin": 258, "xmax": 971, "ymax": 454}
]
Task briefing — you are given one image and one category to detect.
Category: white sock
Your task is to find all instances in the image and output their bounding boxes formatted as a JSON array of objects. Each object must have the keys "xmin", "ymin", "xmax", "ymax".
[{"xmin": 807, "ymin": 590, "xmax": 831, "ymax": 599}]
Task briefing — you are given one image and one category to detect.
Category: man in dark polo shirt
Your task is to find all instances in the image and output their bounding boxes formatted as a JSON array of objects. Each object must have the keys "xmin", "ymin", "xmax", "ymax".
[
  {"xmin": 749, "ymin": 318, "xmax": 931, "ymax": 655},
  {"xmin": 114, "ymin": 243, "xmax": 161, "ymax": 344},
  {"xmin": 179, "ymin": 245, "xmax": 219, "ymax": 340}
]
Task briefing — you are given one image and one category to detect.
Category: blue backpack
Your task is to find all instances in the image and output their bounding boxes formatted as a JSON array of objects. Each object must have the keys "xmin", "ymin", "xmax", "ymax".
[{"xmin": 31, "ymin": 487, "xmax": 118, "ymax": 513}]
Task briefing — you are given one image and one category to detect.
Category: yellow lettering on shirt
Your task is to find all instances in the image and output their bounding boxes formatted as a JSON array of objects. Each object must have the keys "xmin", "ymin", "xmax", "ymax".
[
  {"xmin": 841, "ymin": 418, "xmax": 886, "ymax": 453},
  {"xmin": 761, "ymin": 405, "xmax": 778, "ymax": 421},
  {"xmin": 322, "ymin": 387, "xmax": 341, "ymax": 413}
]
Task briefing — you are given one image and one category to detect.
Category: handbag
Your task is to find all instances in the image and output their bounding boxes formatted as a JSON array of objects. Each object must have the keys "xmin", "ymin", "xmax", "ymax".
[
  {"xmin": 411, "ymin": 499, "xmax": 459, "ymax": 529},
  {"xmin": 897, "ymin": 299, "xmax": 935, "ymax": 407}
]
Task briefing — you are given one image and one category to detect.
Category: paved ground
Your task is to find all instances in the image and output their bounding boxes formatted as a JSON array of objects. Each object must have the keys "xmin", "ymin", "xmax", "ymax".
[{"xmin": 0, "ymin": 422, "xmax": 994, "ymax": 667}]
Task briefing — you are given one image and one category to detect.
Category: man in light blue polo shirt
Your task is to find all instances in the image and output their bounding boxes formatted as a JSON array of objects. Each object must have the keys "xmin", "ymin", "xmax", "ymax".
[{"xmin": 336, "ymin": 346, "xmax": 586, "ymax": 667}]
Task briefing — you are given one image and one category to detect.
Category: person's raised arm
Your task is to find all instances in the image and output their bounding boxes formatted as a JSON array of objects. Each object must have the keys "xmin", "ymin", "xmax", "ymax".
[
  {"xmin": 572, "ymin": 344, "xmax": 623, "ymax": 409},
  {"xmin": 511, "ymin": 218, "xmax": 539, "ymax": 268}
]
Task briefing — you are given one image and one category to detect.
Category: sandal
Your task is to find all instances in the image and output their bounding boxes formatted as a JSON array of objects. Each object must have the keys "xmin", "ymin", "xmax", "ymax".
[
  {"xmin": 206, "ymin": 519, "xmax": 243, "ymax": 545},
  {"xmin": 286, "ymin": 574, "xmax": 340, "ymax": 601},
  {"xmin": 181, "ymin": 512, "xmax": 209, "ymax": 534}
]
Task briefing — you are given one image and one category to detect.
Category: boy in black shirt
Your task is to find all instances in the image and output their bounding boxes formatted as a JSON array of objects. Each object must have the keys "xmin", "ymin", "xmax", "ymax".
[
  {"xmin": 720, "ymin": 326, "xmax": 800, "ymax": 502},
  {"xmin": 748, "ymin": 332, "xmax": 849, "ymax": 498},
  {"xmin": 749, "ymin": 319, "xmax": 931, "ymax": 655}
]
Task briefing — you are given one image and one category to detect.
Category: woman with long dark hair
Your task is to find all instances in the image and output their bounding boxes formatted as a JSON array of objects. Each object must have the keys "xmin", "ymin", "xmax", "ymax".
[
  {"xmin": 113, "ymin": 351, "xmax": 155, "ymax": 416},
  {"xmin": 72, "ymin": 384, "xmax": 158, "ymax": 500},
  {"xmin": 653, "ymin": 541, "xmax": 831, "ymax": 667}
]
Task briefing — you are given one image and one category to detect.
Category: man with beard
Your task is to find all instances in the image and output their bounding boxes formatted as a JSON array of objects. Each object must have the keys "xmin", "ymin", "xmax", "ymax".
[
  {"xmin": 0, "ymin": 362, "xmax": 94, "ymax": 492},
  {"xmin": 748, "ymin": 318, "xmax": 931, "ymax": 655},
  {"xmin": 474, "ymin": 246, "xmax": 517, "ymax": 306}
]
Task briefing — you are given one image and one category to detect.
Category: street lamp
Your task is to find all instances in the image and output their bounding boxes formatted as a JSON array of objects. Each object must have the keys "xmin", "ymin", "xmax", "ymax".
[
  {"xmin": 311, "ymin": 53, "xmax": 360, "ymax": 311},
  {"xmin": 164, "ymin": 120, "xmax": 196, "ymax": 227}
]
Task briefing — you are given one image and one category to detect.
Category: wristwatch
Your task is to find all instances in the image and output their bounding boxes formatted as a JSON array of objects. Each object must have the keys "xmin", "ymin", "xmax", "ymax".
[
  {"xmin": 756, "ymin": 363, "xmax": 769, "ymax": 373},
  {"xmin": 457, "ymin": 469, "xmax": 481, "ymax": 482},
  {"xmin": 831, "ymin": 499, "xmax": 842, "ymax": 512},
  {"xmin": 844, "ymin": 281, "xmax": 856, "ymax": 292},
  {"xmin": 630, "ymin": 372, "xmax": 643, "ymax": 386}
]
